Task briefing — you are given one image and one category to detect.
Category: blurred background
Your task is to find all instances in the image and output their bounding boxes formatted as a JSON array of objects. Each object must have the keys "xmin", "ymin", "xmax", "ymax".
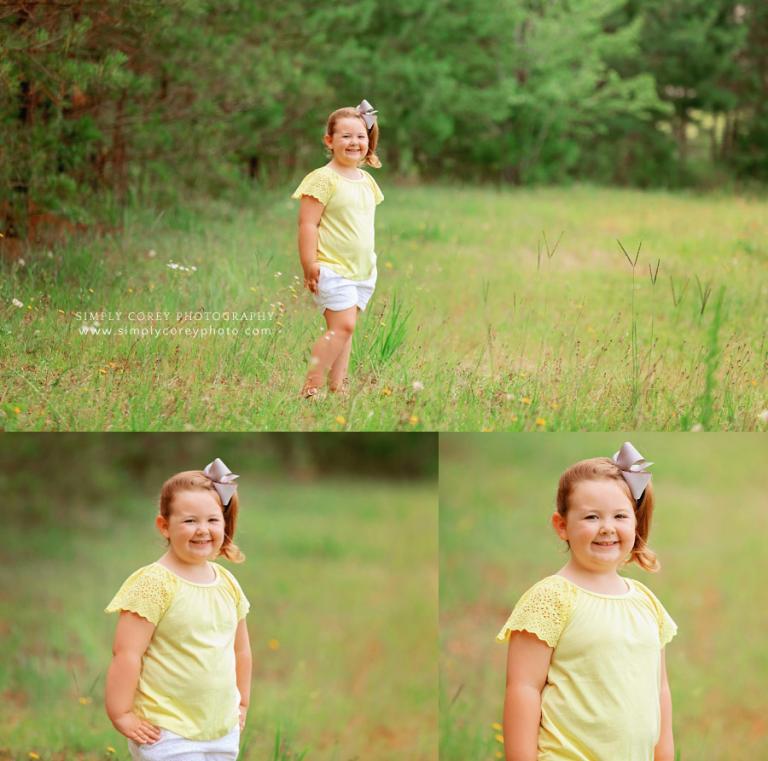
[
  {"xmin": 0, "ymin": 432, "xmax": 438, "ymax": 761},
  {"xmin": 439, "ymin": 433, "xmax": 768, "ymax": 761},
  {"xmin": 1, "ymin": 0, "xmax": 768, "ymax": 237}
]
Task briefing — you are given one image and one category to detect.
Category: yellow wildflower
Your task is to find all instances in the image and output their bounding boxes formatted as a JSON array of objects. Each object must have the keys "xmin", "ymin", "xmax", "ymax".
[
  {"xmin": 268, "ymin": 638, "xmax": 280, "ymax": 651},
  {"xmin": 521, "ymin": 397, "xmax": 532, "ymax": 405},
  {"xmin": 409, "ymin": 415, "xmax": 419, "ymax": 425},
  {"xmin": 335, "ymin": 415, "xmax": 346, "ymax": 425}
]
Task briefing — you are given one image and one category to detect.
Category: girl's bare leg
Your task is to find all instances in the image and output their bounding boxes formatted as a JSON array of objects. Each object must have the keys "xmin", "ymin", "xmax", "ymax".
[
  {"xmin": 328, "ymin": 307, "xmax": 360, "ymax": 392},
  {"xmin": 303, "ymin": 306, "xmax": 357, "ymax": 393}
]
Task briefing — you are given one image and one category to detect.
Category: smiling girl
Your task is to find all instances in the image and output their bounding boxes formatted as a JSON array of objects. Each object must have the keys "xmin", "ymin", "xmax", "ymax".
[
  {"xmin": 105, "ymin": 459, "xmax": 251, "ymax": 761},
  {"xmin": 497, "ymin": 443, "xmax": 677, "ymax": 761},
  {"xmin": 291, "ymin": 99, "xmax": 384, "ymax": 398}
]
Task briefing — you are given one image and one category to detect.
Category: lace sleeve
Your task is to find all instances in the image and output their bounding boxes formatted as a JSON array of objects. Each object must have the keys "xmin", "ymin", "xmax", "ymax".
[
  {"xmin": 364, "ymin": 171, "xmax": 384, "ymax": 205},
  {"xmin": 291, "ymin": 168, "xmax": 336, "ymax": 205},
  {"xmin": 105, "ymin": 564, "xmax": 175, "ymax": 625},
  {"xmin": 633, "ymin": 580, "xmax": 678, "ymax": 647},
  {"xmin": 659, "ymin": 606, "xmax": 677, "ymax": 647},
  {"xmin": 496, "ymin": 576, "xmax": 574, "ymax": 648},
  {"xmin": 218, "ymin": 565, "xmax": 251, "ymax": 620}
]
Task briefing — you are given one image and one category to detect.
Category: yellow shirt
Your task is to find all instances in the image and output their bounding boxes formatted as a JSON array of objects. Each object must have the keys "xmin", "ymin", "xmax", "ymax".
[
  {"xmin": 292, "ymin": 165, "xmax": 384, "ymax": 281},
  {"xmin": 497, "ymin": 575, "xmax": 677, "ymax": 761},
  {"xmin": 106, "ymin": 562, "xmax": 250, "ymax": 741}
]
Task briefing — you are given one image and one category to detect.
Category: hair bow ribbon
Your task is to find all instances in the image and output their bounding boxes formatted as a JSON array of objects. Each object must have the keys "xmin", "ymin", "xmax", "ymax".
[
  {"xmin": 203, "ymin": 458, "xmax": 239, "ymax": 506},
  {"xmin": 356, "ymin": 98, "xmax": 378, "ymax": 129},
  {"xmin": 612, "ymin": 442, "xmax": 652, "ymax": 500}
]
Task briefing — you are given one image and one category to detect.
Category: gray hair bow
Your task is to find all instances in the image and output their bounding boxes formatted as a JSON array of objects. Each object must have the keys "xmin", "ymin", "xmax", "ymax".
[
  {"xmin": 203, "ymin": 458, "xmax": 239, "ymax": 507},
  {"xmin": 612, "ymin": 442, "xmax": 653, "ymax": 500},
  {"xmin": 356, "ymin": 98, "xmax": 378, "ymax": 129}
]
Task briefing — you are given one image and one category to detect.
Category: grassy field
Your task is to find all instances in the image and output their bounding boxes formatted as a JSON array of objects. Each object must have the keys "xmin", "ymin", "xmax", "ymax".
[
  {"xmin": 0, "ymin": 469, "xmax": 437, "ymax": 761},
  {"xmin": 1, "ymin": 184, "xmax": 766, "ymax": 431},
  {"xmin": 439, "ymin": 433, "xmax": 768, "ymax": 761}
]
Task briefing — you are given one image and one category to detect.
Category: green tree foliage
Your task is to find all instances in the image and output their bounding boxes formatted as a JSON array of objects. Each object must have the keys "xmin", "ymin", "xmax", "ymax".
[
  {"xmin": 0, "ymin": 0, "xmax": 765, "ymax": 232},
  {"xmin": 634, "ymin": 0, "xmax": 746, "ymax": 171},
  {"xmin": 728, "ymin": 1, "xmax": 768, "ymax": 179}
]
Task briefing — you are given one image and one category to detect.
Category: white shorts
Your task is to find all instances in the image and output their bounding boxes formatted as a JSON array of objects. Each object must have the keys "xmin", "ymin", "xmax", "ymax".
[
  {"xmin": 312, "ymin": 264, "xmax": 377, "ymax": 312},
  {"xmin": 128, "ymin": 725, "xmax": 239, "ymax": 761}
]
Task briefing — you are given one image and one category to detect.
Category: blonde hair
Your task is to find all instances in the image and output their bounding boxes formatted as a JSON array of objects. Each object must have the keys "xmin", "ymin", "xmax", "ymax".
[
  {"xmin": 325, "ymin": 107, "xmax": 382, "ymax": 168},
  {"xmin": 556, "ymin": 457, "xmax": 659, "ymax": 572},
  {"xmin": 159, "ymin": 470, "xmax": 245, "ymax": 563}
]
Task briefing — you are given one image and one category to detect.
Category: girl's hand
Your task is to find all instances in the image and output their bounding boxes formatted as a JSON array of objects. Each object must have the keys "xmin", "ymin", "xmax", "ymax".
[
  {"xmin": 112, "ymin": 712, "xmax": 162, "ymax": 745},
  {"xmin": 303, "ymin": 262, "xmax": 320, "ymax": 294},
  {"xmin": 238, "ymin": 703, "xmax": 247, "ymax": 731}
]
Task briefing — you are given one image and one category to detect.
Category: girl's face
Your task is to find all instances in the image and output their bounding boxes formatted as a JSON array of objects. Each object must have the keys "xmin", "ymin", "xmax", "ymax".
[
  {"xmin": 324, "ymin": 116, "xmax": 369, "ymax": 167},
  {"xmin": 156, "ymin": 489, "xmax": 225, "ymax": 565},
  {"xmin": 552, "ymin": 478, "xmax": 637, "ymax": 573}
]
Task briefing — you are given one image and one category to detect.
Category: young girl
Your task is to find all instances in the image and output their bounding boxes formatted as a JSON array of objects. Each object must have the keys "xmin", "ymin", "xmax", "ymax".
[
  {"xmin": 497, "ymin": 442, "xmax": 677, "ymax": 761},
  {"xmin": 292, "ymin": 98, "xmax": 384, "ymax": 398},
  {"xmin": 105, "ymin": 458, "xmax": 252, "ymax": 760}
]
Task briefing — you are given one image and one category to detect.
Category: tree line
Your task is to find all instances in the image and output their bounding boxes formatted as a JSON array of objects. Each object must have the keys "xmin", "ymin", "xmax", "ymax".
[
  {"xmin": 3, "ymin": 432, "xmax": 438, "ymax": 526},
  {"xmin": 1, "ymin": 0, "xmax": 766, "ymax": 234}
]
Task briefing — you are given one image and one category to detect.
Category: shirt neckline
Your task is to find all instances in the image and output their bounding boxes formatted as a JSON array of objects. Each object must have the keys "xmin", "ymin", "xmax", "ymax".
[
  {"xmin": 554, "ymin": 573, "xmax": 634, "ymax": 599},
  {"xmin": 153, "ymin": 560, "xmax": 220, "ymax": 587},
  {"xmin": 325, "ymin": 164, "xmax": 366, "ymax": 182}
]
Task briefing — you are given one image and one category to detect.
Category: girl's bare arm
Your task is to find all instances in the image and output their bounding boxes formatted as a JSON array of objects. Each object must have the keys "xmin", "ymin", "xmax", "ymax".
[
  {"xmin": 654, "ymin": 649, "xmax": 674, "ymax": 761},
  {"xmin": 105, "ymin": 610, "xmax": 161, "ymax": 744},
  {"xmin": 234, "ymin": 618, "xmax": 252, "ymax": 729},
  {"xmin": 503, "ymin": 631, "xmax": 553, "ymax": 761},
  {"xmin": 298, "ymin": 196, "xmax": 324, "ymax": 292}
]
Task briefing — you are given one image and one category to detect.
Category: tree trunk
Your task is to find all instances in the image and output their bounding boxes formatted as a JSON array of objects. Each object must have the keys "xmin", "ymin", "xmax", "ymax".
[{"xmin": 111, "ymin": 93, "xmax": 128, "ymax": 201}]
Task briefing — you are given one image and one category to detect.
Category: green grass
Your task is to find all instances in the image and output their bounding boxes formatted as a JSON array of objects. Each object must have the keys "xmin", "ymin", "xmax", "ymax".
[
  {"xmin": 439, "ymin": 433, "xmax": 768, "ymax": 761},
  {"xmin": 1, "ymin": 185, "xmax": 766, "ymax": 431},
  {"xmin": 0, "ymin": 475, "xmax": 438, "ymax": 761}
]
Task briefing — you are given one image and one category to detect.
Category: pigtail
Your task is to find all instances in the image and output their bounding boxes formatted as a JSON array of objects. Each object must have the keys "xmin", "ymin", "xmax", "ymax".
[
  {"xmin": 627, "ymin": 483, "xmax": 659, "ymax": 572},
  {"xmin": 363, "ymin": 121, "xmax": 382, "ymax": 168},
  {"xmin": 219, "ymin": 491, "xmax": 245, "ymax": 563}
]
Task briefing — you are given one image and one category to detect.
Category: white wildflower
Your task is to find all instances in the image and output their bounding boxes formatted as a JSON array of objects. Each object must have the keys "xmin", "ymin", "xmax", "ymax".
[
  {"xmin": 12, "ymin": 298, "xmax": 24, "ymax": 308},
  {"xmin": 412, "ymin": 380, "xmax": 424, "ymax": 392},
  {"xmin": 167, "ymin": 261, "xmax": 196, "ymax": 273}
]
